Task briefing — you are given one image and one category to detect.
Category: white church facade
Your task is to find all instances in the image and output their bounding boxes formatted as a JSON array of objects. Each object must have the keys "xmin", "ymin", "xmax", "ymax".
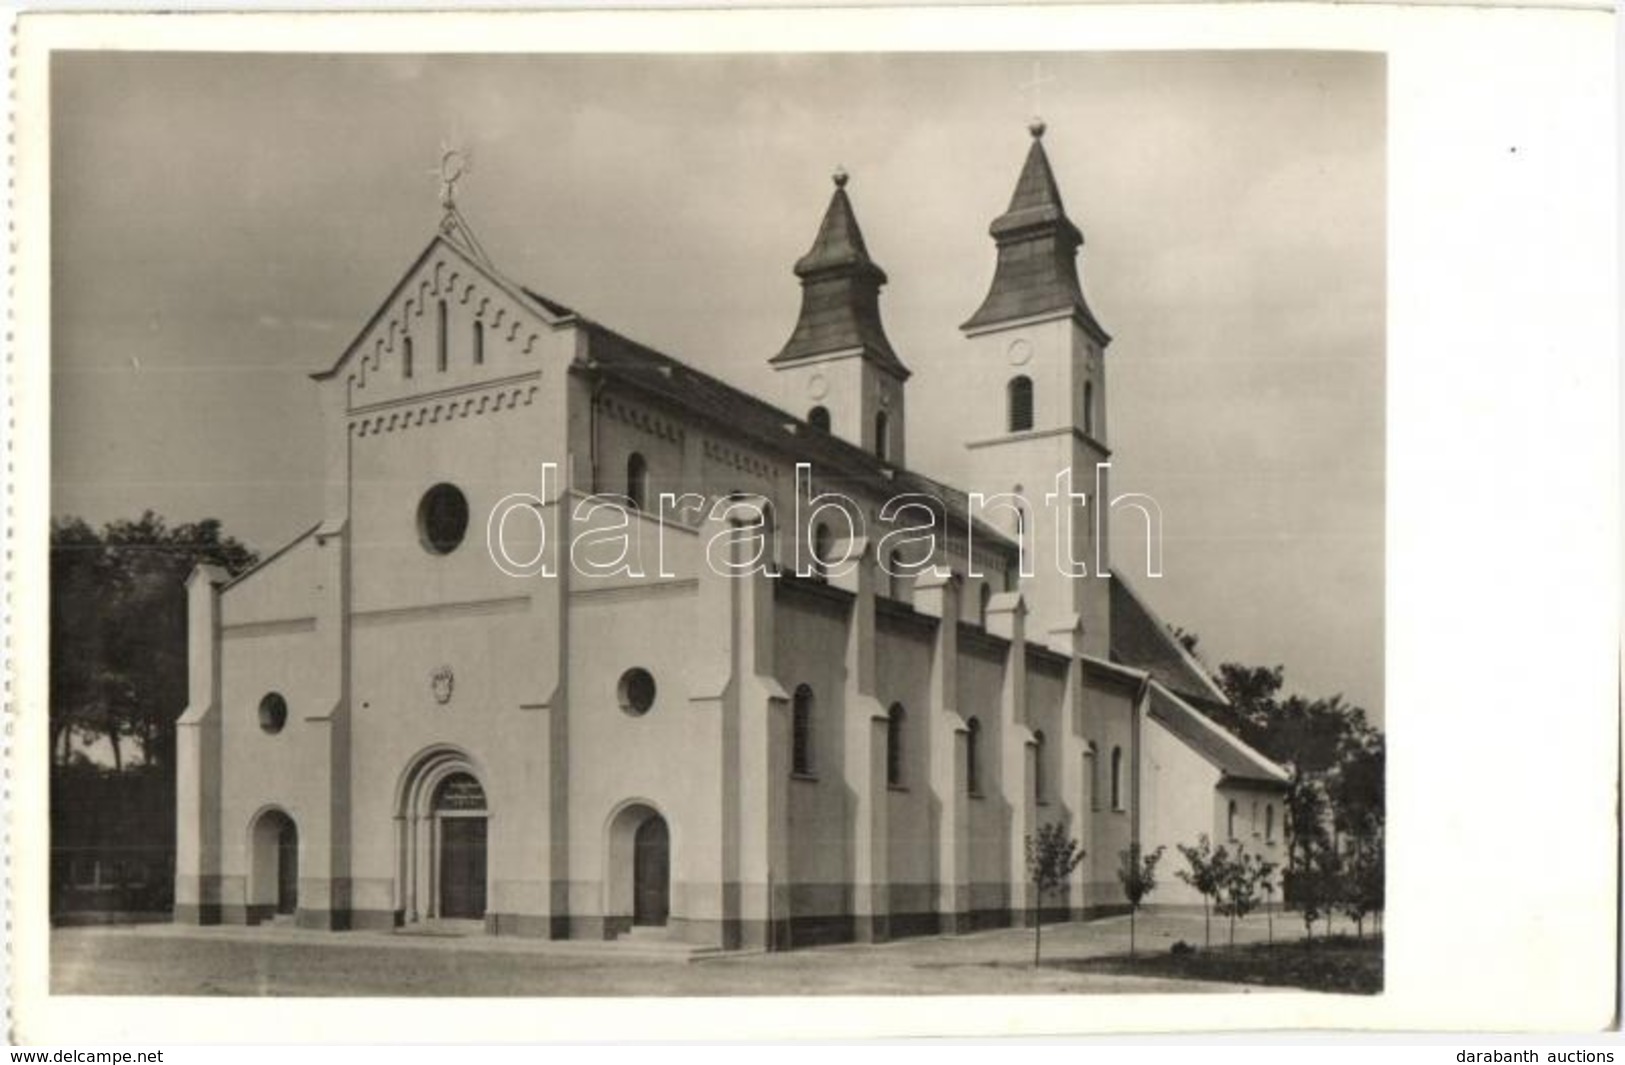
[{"xmin": 174, "ymin": 124, "xmax": 1288, "ymax": 949}]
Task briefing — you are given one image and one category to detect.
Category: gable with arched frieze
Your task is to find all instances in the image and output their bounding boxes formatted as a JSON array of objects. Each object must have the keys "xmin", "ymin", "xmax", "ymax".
[{"xmin": 323, "ymin": 236, "xmax": 574, "ymax": 412}]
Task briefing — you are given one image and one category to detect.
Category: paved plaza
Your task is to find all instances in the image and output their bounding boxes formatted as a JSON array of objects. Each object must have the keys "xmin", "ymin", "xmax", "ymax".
[{"xmin": 51, "ymin": 911, "xmax": 1363, "ymax": 997}]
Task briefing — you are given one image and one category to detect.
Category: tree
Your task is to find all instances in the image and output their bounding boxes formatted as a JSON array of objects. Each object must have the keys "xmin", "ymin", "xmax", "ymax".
[
  {"xmin": 1117, "ymin": 843, "xmax": 1165, "ymax": 960},
  {"xmin": 1363, "ymin": 835, "xmax": 1385, "ymax": 936},
  {"xmin": 1217, "ymin": 848, "xmax": 1271, "ymax": 947},
  {"xmin": 1329, "ymin": 732, "xmax": 1385, "ymax": 868},
  {"xmin": 51, "ymin": 512, "xmax": 257, "ymax": 770},
  {"xmin": 49, "ymin": 517, "xmax": 107, "ymax": 765},
  {"xmin": 1024, "ymin": 822, "xmax": 1085, "ymax": 966},
  {"xmin": 1272, "ymin": 694, "xmax": 1354, "ymax": 778},
  {"xmin": 1215, "ymin": 661, "xmax": 1286, "ymax": 753},
  {"xmin": 1284, "ymin": 774, "xmax": 1333, "ymax": 897},
  {"xmin": 1175, "ymin": 834, "xmax": 1228, "ymax": 948},
  {"xmin": 1166, "ymin": 628, "xmax": 1388, "ymax": 948},
  {"xmin": 1340, "ymin": 835, "xmax": 1384, "ymax": 940},
  {"xmin": 1258, "ymin": 856, "xmax": 1279, "ymax": 944},
  {"xmin": 1331, "ymin": 730, "xmax": 1383, "ymax": 824},
  {"xmin": 1296, "ymin": 835, "xmax": 1341, "ymax": 947}
]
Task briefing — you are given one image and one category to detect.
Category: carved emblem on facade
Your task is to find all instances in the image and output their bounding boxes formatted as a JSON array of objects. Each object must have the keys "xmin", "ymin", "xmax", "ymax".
[{"xmin": 431, "ymin": 665, "xmax": 455, "ymax": 705}]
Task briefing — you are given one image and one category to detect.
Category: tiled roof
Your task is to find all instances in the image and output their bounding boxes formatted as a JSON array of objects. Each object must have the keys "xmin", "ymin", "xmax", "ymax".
[
  {"xmin": 772, "ymin": 178, "xmax": 909, "ymax": 378},
  {"xmin": 521, "ymin": 285, "xmax": 574, "ymax": 320},
  {"xmin": 1109, "ymin": 575, "xmax": 1228, "ymax": 705},
  {"xmin": 576, "ymin": 320, "xmax": 1013, "ymax": 555},
  {"xmin": 962, "ymin": 131, "xmax": 1110, "ymax": 345},
  {"xmin": 793, "ymin": 181, "xmax": 884, "ymax": 279},
  {"xmin": 316, "ymin": 215, "xmax": 1006, "ymax": 561},
  {"xmin": 992, "ymin": 134, "xmax": 1083, "ymax": 243},
  {"xmin": 382, "ymin": 224, "xmax": 991, "ymax": 551},
  {"xmin": 1148, "ymin": 682, "xmax": 1290, "ymax": 787}
]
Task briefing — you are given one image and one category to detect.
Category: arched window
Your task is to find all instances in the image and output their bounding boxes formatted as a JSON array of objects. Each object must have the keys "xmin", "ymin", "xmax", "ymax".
[
  {"xmin": 473, "ymin": 319, "xmax": 485, "ymax": 365},
  {"xmin": 761, "ymin": 500, "xmax": 779, "ymax": 569},
  {"xmin": 812, "ymin": 521, "xmax": 833, "ymax": 580},
  {"xmin": 732, "ymin": 494, "xmax": 776, "ymax": 570},
  {"xmin": 966, "ymin": 717, "xmax": 983, "ymax": 795},
  {"xmin": 874, "ymin": 410, "xmax": 890, "ymax": 461},
  {"xmin": 1110, "ymin": 745, "xmax": 1124, "ymax": 811},
  {"xmin": 1008, "ymin": 375, "xmax": 1034, "ymax": 432},
  {"xmin": 1033, "ymin": 729, "xmax": 1047, "ymax": 803},
  {"xmin": 886, "ymin": 704, "xmax": 905, "ymax": 787},
  {"xmin": 1083, "ymin": 380, "xmax": 1095, "ymax": 437},
  {"xmin": 792, "ymin": 685, "xmax": 815, "ymax": 776},
  {"xmin": 1086, "ymin": 741, "xmax": 1101, "ymax": 811},
  {"xmin": 402, "ymin": 335, "xmax": 415, "ymax": 379},
  {"xmin": 626, "ymin": 452, "xmax": 649, "ymax": 511},
  {"xmin": 1012, "ymin": 501, "xmax": 1031, "ymax": 587},
  {"xmin": 1265, "ymin": 803, "xmax": 1275, "ymax": 841},
  {"xmin": 808, "ymin": 406, "xmax": 831, "ymax": 432},
  {"xmin": 1227, "ymin": 799, "xmax": 1238, "ymax": 841}
]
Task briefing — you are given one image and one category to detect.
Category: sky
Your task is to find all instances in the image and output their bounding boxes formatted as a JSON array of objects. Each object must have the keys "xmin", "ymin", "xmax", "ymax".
[{"xmin": 50, "ymin": 50, "xmax": 1384, "ymax": 721}]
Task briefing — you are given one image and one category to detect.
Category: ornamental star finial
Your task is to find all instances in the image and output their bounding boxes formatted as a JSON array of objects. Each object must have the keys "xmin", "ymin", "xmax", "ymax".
[{"xmin": 430, "ymin": 145, "xmax": 471, "ymax": 211}]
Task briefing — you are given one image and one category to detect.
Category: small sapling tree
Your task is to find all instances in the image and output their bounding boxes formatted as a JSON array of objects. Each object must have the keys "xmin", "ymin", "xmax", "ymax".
[
  {"xmin": 1341, "ymin": 840, "xmax": 1383, "ymax": 940},
  {"xmin": 1217, "ymin": 849, "xmax": 1266, "ymax": 947},
  {"xmin": 1175, "ymin": 834, "xmax": 1229, "ymax": 949},
  {"xmin": 1297, "ymin": 837, "xmax": 1339, "ymax": 948},
  {"xmin": 1317, "ymin": 844, "xmax": 1343, "ymax": 941},
  {"xmin": 1256, "ymin": 856, "xmax": 1280, "ymax": 945},
  {"xmin": 1365, "ymin": 840, "xmax": 1385, "ymax": 936},
  {"xmin": 1116, "ymin": 843, "xmax": 1165, "ymax": 960},
  {"xmin": 1024, "ymin": 822, "xmax": 1085, "ymax": 967}
]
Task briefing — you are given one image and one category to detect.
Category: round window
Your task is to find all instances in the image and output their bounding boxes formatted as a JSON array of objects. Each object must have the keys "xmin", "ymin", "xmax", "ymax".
[
  {"xmin": 618, "ymin": 668, "xmax": 657, "ymax": 716},
  {"xmin": 418, "ymin": 483, "xmax": 470, "ymax": 554},
  {"xmin": 258, "ymin": 692, "xmax": 288, "ymax": 734}
]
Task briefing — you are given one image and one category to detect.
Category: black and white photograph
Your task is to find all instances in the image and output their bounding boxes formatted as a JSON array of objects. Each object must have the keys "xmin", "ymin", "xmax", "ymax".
[
  {"xmin": 47, "ymin": 44, "xmax": 1386, "ymax": 996},
  {"xmin": 7, "ymin": 4, "xmax": 1617, "ymax": 1045}
]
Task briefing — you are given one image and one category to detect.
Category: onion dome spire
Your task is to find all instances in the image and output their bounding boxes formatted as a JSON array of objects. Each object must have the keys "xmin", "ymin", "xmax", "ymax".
[
  {"xmin": 961, "ymin": 123, "xmax": 1109, "ymax": 344},
  {"xmin": 772, "ymin": 168, "xmax": 910, "ymax": 379}
]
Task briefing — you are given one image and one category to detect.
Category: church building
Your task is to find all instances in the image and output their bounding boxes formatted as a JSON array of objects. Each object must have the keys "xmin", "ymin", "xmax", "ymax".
[{"xmin": 174, "ymin": 122, "xmax": 1288, "ymax": 949}]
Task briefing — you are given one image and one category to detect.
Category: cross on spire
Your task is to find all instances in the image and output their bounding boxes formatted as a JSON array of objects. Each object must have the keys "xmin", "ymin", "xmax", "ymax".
[{"xmin": 1019, "ymin": 58, "xmax": 1056, "ymax": 130}]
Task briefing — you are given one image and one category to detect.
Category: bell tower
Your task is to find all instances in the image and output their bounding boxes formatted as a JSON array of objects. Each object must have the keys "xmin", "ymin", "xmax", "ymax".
[
  {"xmin": 960, "ymin": 121, "xmax": 1112, "ymax": 655},
  {"xmin": 772, "ymin": 168, "xmax": 909, "ymax": 465}
]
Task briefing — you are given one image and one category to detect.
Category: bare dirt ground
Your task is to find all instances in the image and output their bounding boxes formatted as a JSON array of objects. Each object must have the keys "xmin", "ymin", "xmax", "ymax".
[{"xmin": 51, "ymin": 910, "xmax": 1375, "ymax": 997}]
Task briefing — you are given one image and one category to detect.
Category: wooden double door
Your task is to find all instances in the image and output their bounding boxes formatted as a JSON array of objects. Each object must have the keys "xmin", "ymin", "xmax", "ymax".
[
  {"xmin": 633, "ymin": 815, "xmax": 670, "ymax": 927},
  {"xmin": 438, "ymin": 816, "xmax": 488, "ymax": 920},
  {"xmin": 275, "ymin": 818, "xmax": 298, "ymax": 915}
]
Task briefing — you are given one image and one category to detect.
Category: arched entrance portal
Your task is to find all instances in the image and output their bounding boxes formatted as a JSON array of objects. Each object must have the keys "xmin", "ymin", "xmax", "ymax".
[
  {"xmin": 396, "ymin": 748, "xmax": 489, "ymax": 926},
  {"xmin": 606, "ymin": 802, "xmax": 671, "ymax": 935},
  {"xmin": 248, "ymin": 808, "xmax": 298, "ymax": 923}
]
